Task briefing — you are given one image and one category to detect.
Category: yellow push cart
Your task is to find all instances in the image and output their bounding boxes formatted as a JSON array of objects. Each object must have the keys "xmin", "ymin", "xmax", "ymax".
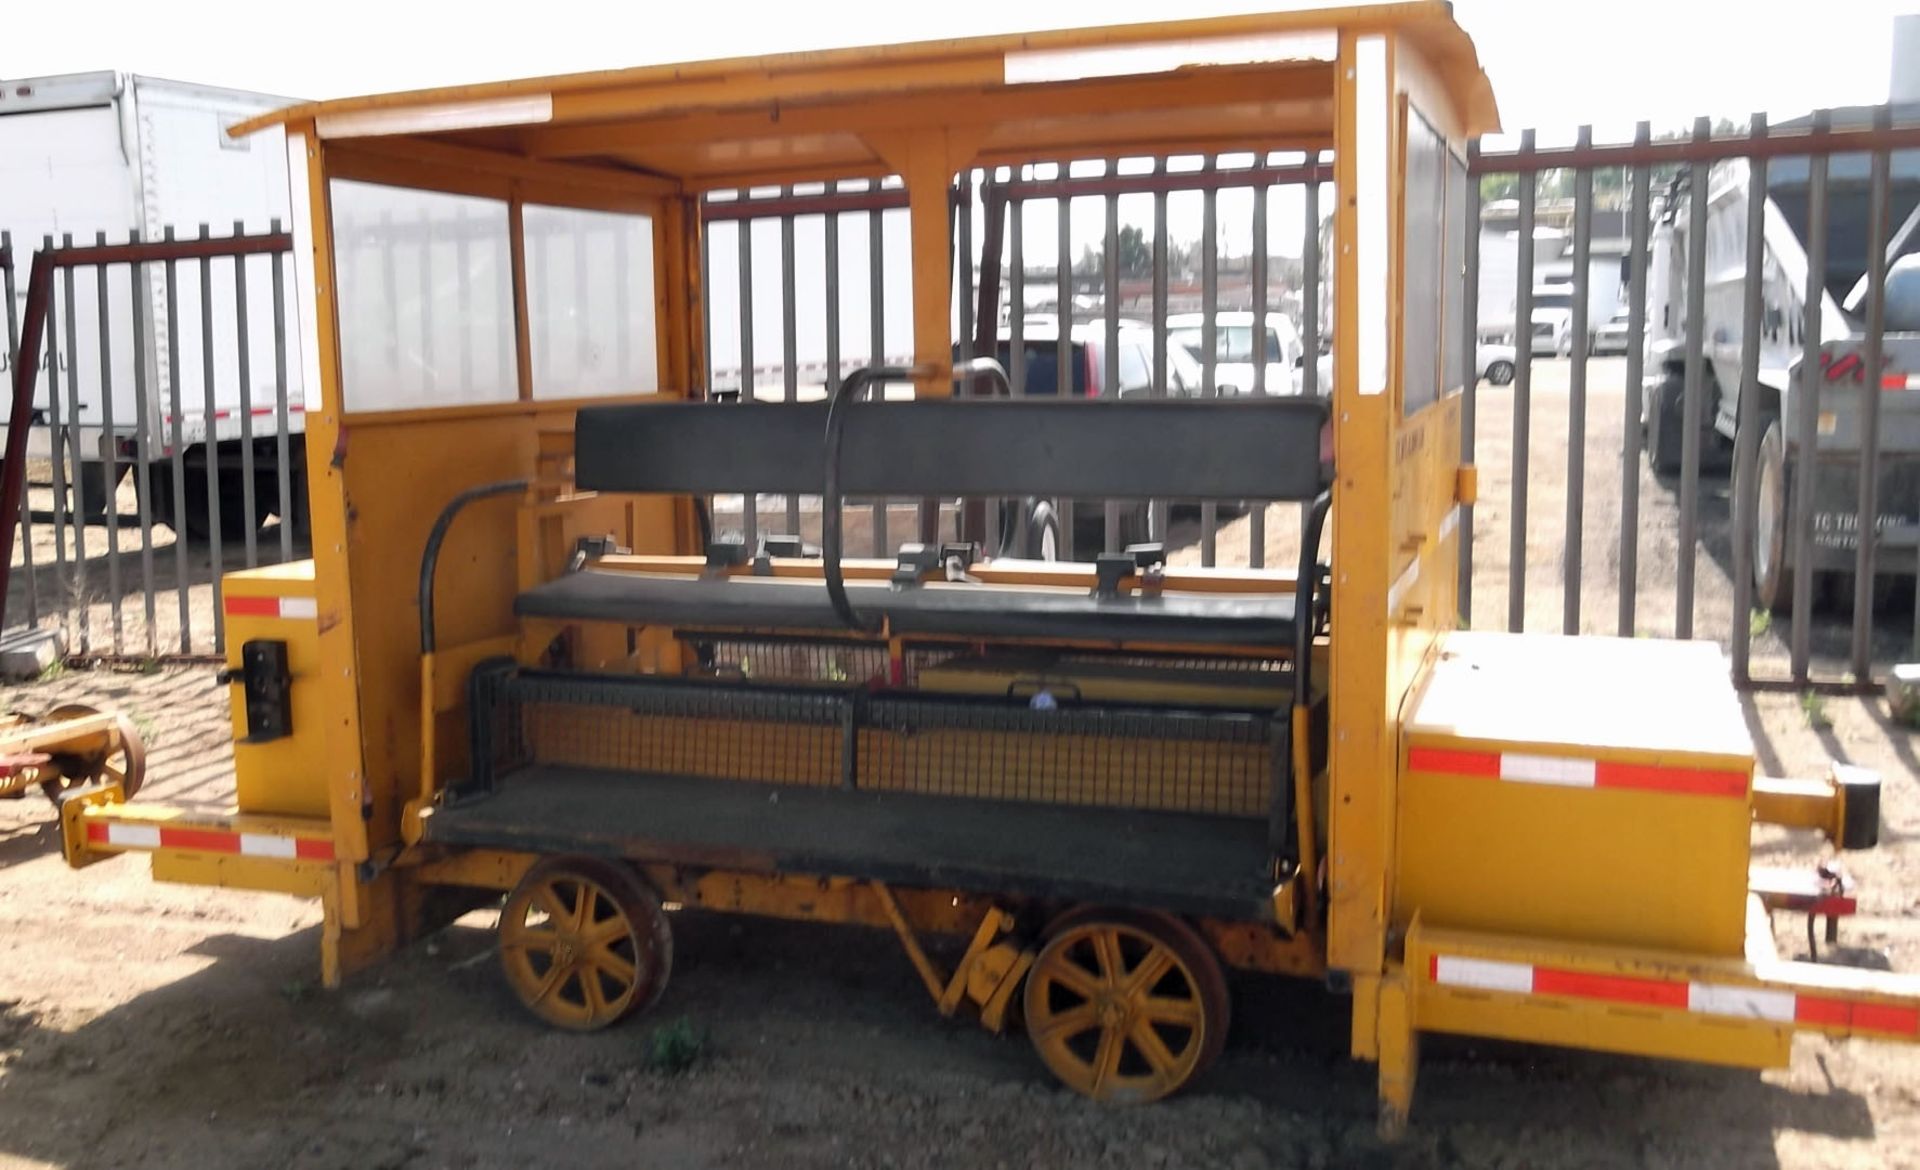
[{"xmin": 53, "ymin": 1, "xmax": 1920, "ymax": 1133}]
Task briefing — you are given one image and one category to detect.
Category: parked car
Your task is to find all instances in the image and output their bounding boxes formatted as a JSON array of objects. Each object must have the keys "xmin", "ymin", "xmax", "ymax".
[
  {"xmin": 975, "ymin": 321, "xmax": 1214, "ymax": 558},
  {"xmin": 1477, "ymin": 340, "xmax": 1517, "ymax": 385},
  {"xmin": 1592, "ymin": 309, "xmax": 1631, "ymax": 355},
  {"xmin": 1166, "ymin": 311, "xmax": 1304, "ymax": 395},
  {"xmin": 976, "ymin": 319, "xmax": 1207, "ymax": 399}
]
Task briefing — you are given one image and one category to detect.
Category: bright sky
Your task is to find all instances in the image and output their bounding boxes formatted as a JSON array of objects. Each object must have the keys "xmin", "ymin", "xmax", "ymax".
[
  {"xmin": 7, "ymin": 0, "xmax": 1908, "ymax": 131},
  {"xmin": 6, "ymin": 0, "xmax": 1910, "ymax": 270}
]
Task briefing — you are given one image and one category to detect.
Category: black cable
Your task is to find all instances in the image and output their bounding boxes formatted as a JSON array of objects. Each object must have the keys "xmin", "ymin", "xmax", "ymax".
[
  {"xmin": 822, "ymin": 365, "xmax": 915, "ymax": 632},
  {"xmin": 419, "ymin": 479, "xmax": 530, "ymax": 655},
  {"xmin": 1293, "ymin": 489, "xmax": 1333, "ymax": 710}
]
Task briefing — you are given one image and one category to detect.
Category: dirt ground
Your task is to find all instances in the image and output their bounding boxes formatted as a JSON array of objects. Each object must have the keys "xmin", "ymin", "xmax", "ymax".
[{"xmin": 0, "ymin": 359, "xmax": 1918, "ymax": 1168}]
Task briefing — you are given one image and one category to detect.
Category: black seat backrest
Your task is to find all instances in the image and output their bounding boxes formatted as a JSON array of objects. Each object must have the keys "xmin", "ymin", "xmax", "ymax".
[{"xmin": 574, "ymin": 397, "xmax": 1331, "ymax": 502}]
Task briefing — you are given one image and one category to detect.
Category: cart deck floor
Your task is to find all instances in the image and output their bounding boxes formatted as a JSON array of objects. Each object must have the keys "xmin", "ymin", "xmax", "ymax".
[{"xmin": 425, "ymin": 766, "xmax": 1278, "ymax": 921}]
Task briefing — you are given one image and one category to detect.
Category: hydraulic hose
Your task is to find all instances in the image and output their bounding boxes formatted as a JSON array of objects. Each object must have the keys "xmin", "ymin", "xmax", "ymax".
[
  {"xmin": 419, "ymin": 479, "xmax": 530, "ymax": 655},
  {"xmin": 821, "ymin": 365, "xmax": 916, "ymax": 632}
]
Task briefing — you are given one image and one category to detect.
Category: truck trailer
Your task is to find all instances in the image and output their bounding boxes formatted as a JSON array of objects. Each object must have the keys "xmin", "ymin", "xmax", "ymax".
[{"xmin": 0, "ymin": 71, "xmax": 306, "ymax": 539}]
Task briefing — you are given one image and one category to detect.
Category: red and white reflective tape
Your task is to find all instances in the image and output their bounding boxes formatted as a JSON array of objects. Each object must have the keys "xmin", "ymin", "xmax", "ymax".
[
  {"xmin": 1408, "ymin": 745, "xmax": 1748, "ymax": 799},
  {"xmin": 1429, "ymin": 954, "xmax": 1920, "ymax": 1038},
  {"xmin": 1882, "ymin": 373, "xmax": 1920, "ymax": 391},
  {"xmin": 85, "ymin": 820, "xmax": 334, "ymax": 861},
  {"xmin": 224, "ymin": 595, "xmax": 318, "ymax": 620}
]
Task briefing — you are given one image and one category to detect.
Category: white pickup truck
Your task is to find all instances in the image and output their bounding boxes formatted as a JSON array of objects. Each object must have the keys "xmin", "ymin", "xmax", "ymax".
[{"xmin": 0, "ymin": 71, "xmax": 304, "ymax": 539}]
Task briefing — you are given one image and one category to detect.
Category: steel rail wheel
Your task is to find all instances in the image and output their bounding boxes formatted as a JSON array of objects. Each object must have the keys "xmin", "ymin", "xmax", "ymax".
[
  {"xmin": 38, "ymin": 704, "xmax": 147, "ymax": 803},
  {"xmin": 499, "ymin": 858, "xmax": 672, "ymax": 1031},
  {"xmin": 1023, "ymin": 909, "xmax": 1229, "ymax": 1103}
]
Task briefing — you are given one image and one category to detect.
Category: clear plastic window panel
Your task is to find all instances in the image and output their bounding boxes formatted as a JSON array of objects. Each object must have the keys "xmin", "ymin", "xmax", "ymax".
[
  {"xmin": 330, "ymin": 180, "xmax": 517, "ymax": 410},
  {"xmin": 523, "ymin": 204, "xmax": 659, "ymax": 399}
]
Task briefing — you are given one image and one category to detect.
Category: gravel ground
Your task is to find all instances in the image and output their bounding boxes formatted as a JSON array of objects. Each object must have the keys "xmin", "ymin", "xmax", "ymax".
[{"xmin": 0, "ymin": 358, "xmax": 1917, "ymax": 1169}]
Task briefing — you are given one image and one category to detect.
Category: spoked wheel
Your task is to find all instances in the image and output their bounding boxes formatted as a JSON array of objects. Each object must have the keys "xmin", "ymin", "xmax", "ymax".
[
  {"xmin": 1023, "ymin": 908, "xmax": 1229, "ymax": 1103},
  {"xmin": 498, "ymin": 857, "xmax": 673, "ymax": 1031},
  {"xmin": 38, "ymin": 704, "xmax": 147, "ymax": 803}
]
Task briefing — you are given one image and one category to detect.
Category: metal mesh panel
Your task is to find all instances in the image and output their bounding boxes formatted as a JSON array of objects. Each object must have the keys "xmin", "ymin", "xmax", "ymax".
[
  {"xmin": 858, "ymin": 696, "xmax": 1277, "ymax": 817},
  {"xmin": 468, "ymin": 667, "xmax": 1281, "ymax": 819},
  {"xmin": 685, "ymin": 636, "xmax": 961, "ymax": 687},
  {"xmin": 515, "ymin": 673, "xmax": 844, "ymax": 788}
]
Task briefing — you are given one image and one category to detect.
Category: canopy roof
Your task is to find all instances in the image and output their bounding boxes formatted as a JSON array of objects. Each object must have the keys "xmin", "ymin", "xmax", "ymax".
[{"xmin": 232, "ymin": 3, "xmax": 1497, "ymax": 192}]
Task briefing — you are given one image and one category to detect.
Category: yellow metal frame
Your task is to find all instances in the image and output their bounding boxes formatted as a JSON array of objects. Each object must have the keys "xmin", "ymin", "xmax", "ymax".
[{"xmin": 94, "ymin": 0, "xmax": 1920, "ymax": 1135}]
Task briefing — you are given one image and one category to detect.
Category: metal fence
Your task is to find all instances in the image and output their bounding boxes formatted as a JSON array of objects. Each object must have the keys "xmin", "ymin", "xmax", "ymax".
[
  {"xmin": 699, "ymin": 154, "xmax": 1327, "ymax": 571},
  {"xmin": 13, "ymin": 111, "xmax": 1920, "ymax": 688},
  {"xmin": 1, "ymin": 227, "xmax": 302, "ymax": 660},
  {"xmin": 1468, "ymin": 108, "xmax": 1920, "ymax": 689}
]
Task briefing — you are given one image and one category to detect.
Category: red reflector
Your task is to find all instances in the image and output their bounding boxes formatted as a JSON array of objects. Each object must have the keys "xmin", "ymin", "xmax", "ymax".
[
  {"xmin": 1595, "ymin": 761, "xmax": 1748, "ymax": 798},
  {"xmin": 163, "ymin": 827, "xmax": 240, "ymax": 854},
  {"xmin": 224, "ymin": 595, "xmax": 279, "ymax": 617},
  {"xmin": 1408, "ymin": 746, "xmax": 1500, "ymax": 777},
  {"xmin": 1853, "ymin": 1002, "xmax": 1920, "ymax": 1036},
  {"xmin": 1533, "ymin": 967, "xmax": 1690, "ymax": 1009}
]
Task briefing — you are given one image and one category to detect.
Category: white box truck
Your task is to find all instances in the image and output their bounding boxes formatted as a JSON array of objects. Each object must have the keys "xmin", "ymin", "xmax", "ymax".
[{"xmin": 0, "ymin": 71, "xmax": 305, "ymax": 540}]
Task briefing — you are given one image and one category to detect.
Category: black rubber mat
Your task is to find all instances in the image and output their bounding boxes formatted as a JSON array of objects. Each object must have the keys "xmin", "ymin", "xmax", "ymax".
[
  {"xmin": 516, "ymin": 570, "xmax": 1299, "ymax": 647},
  {"xmin": 425, "ymin": 765, "xmax": 1278, "ymax": 920}
]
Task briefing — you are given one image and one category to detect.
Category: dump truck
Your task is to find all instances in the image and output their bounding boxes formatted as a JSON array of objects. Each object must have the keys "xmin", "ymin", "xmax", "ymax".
[
  {"xmin": 13, "ymin": 3, "xmax": 1917, "ymax": 1137},
  {"xmin": 1643, "ymin": 125, "xmax": 1920, "ymax": 610}
]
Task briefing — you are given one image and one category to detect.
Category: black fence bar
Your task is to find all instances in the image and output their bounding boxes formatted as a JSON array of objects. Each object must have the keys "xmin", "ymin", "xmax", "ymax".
[
  {"xmin": 1618, "ymin": 122, "xmax": 1651, "ymax": 639},
  {"xmin": 1199, "ymin": 156, "xmax": 1220, "ymax": 568},
  {"xmin": 868, "ymin": 195, "xmax": 887, "ymax": 556},
  {"xmin": 1677, "ymin": 118, "xmax": 1712, "ymax": 641},
  {"xmin": 1150, "ymin": 158, "xmax": 1171, "ymax": 544},
  {"xmin": 1509, "ymin": 131, "xmax": 1536, "ymax": 633},
  {"xmin": 233, "ymin": 221, "xmax": 260, "ymax": 572},
  {"xmin": 128, "ymin": 233, "xmax": 157, "ymax": 656},
  {"xmin": 1055, "ymin": 172, "xmax": 1074, "ymax": 562},
  {"xmin": 1730, "ymin": 116, "xmax": 1770, "ymax": 683},
  {"xmin": 1248, "ymin": 177, "xmax": 1269, "ymax": 569},
  {"xmin": 41, "ymin": 236, "xmax": 70, "ymax": 644},
  {"xmin": 95, "ymin": 233, "xmax": 123, "ymax": 651},
  {"xmin": 163, "ymin": 228, "xmax": 191, "ymax": 654},
  {"xmin": 1103, "ymin": 174, "xmax": 1122, "ymax": 554},
  {"xmin": 1852, "ymin": 114, "xmax": 1893, "ymax": 679},
  {"xmin": 1564, "ymin": 126, "xmax": 1592, "ymax": 635},
  {"xmin": 1790, "ymin": 113, "xmax": 1832, "ymax": 681},
  {"xmin": 781, "ymin": 197, "xmax": 800, "ymax": 533},
  {"xmin": 62, "ymin": 237, "xmax": 87, "ymax": 655},
  {"xmin": 198, "ymin": 226, "xmax": 226, "ymax": 653}
]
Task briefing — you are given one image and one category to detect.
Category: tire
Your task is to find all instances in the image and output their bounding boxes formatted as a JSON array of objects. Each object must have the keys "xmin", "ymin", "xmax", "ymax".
[
  {"xmin": 1646, "ymin": 374, "xmax": 1686, "ymax": 475},
  {"xmin": 72, "ymin": 462, "xmax": 126, "ymax": 522},
  {"xmin": 1024, "ymin": 500, "xmax": 1062, "ymax": 562},
  {"xmin": 497, "ymin": 856, "xmax": 673, "ymax": 1031},
  {"xmin": 149, "ymin": 465, "xmax": 271, "ymax": 543},
  {"xmin": 1484, "ymin": 360, "xmax": 1514, "ymax": 387},
  {"xmin": 1119, "ymin": 501, "xmax": 1159, "ymax": 550},
  {"xmin": 1022, "ymin": 906, "xmax": 1230, "ymax": 1103},
  {"xmin": 1746, "ymin": 417, "xmax": 1795, "ymax": 614}
]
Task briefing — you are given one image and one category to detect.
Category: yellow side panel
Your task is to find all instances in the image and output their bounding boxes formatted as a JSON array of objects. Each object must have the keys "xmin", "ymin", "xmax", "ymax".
[
  {"xmin": 151, "ymin": 851, "xmax": 335, "ymax": 897},
  {"xmin": 336, "ymin": 411, "xmax": 682, "ymax": 854},
  {"xmin": 1396, "ymin": 632, "xmax": 1755, "ymax": 956},
  {"xmin": 224, "ymin": 562, "xmax": 328, "ymax": 818}
]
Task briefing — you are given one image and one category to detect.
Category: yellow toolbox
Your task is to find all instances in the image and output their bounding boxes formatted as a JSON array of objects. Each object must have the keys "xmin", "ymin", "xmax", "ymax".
[{"xmin": 221, "ymin": 562, "xmax": 328, "ymax": 818}]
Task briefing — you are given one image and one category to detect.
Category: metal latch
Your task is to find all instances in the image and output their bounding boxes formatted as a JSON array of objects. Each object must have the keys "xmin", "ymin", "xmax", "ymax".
[
  {"xmin": 1093, "ymin": 543, "xmax": 1166, "ymax": 598},
  {"xmin": 215, "ymin": 639, "xmax": 294, "ymax": 742}
]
